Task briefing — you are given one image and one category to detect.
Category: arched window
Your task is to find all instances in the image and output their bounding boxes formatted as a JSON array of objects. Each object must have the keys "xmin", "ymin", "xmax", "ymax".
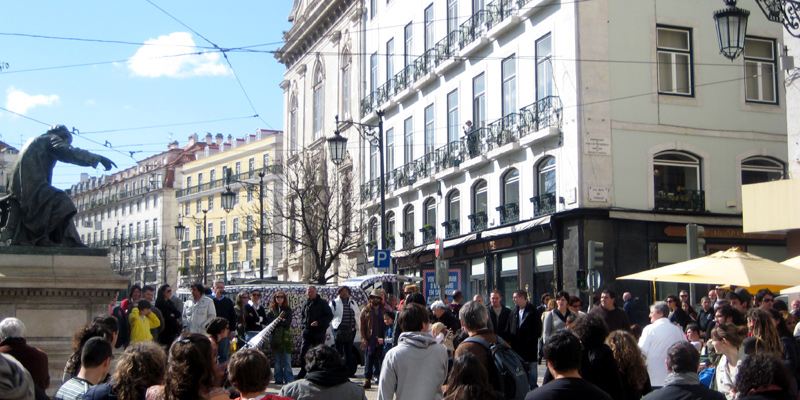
[
  {"xmin": 470, "ymin": 180, "xmax": 488, "ymax": 232},
  {"xmin": 653, "ymin": 151, "xmax": 703, "ymax": 211},
  {"xmin": 741, "ymin": 156, "xmax": 784, "ymax": 184},
  {"xmin": 534, "ymin": 157, "xmax": 556, "ymax": 215},
  {"xmin": 289, "ymin": 93, "xmax": 298, "ymax": 152},
  {"xmin": 402, "ymin": 205, "xmax": 415, "ymax": 249},
  {"xmin": 445, "ymin": 190, "xmax": 460, "ymax": 238},
  {"xmin": 367, "ymin": 218, "xmax": 378, "ymax": 250},
  {"xmin": 312, "ymin": 62, "xmax": 325, "ymax": 139},
  {"xmin": 422, "ymin": 197, "xmax": 436, "ymax": 244},
  {"xmin": 341, "ymin": 50, "xmax": 352, "ymax": 118},
  {"xmin": 386, "ymin": 211, "xmax": 396, "ymax": 249},
  {"xmin": 499, "ymin": 169, "xmax": 519, "ymax": 224}
]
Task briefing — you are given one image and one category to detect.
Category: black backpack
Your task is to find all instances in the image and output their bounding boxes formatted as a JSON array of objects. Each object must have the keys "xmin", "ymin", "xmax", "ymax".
[{"xmin": 463, "ymin": 336, "xmax": 529, "ymax": 400}]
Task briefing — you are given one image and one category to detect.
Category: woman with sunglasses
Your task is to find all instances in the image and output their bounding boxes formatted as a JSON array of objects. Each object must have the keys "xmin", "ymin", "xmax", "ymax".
[
  {"xmin": 155, "ymin": 285, "xmax": 181, "ymax": 347},
  {"xmin": 267, "ymin": 291, "xmax": 294, "ymax": 385}
]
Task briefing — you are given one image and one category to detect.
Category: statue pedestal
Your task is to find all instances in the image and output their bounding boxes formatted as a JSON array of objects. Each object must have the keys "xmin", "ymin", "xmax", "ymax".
[{"xmin": 0, "ymin": 247, "xmax": 128, "ymax": 393}]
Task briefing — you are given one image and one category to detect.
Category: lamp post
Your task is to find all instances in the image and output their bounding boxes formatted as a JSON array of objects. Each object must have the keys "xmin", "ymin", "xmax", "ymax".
[
  {"xmin": 173, "ymin": 211, "xmax": 209, "ymax": 285},
  {"xmin": 174, "ymin": 217, "xmax": 187, "ymax": 283},
  {"xmin": 222, "ymin": 167, "xmax": 268, "ymax": 279},
  {"xmin": 714, "ymin": 0, "xmax": 750, "ymax": 60},
  {"xmin": 327, "ymin": 110, "xmax": 387, "ymax": 253}
]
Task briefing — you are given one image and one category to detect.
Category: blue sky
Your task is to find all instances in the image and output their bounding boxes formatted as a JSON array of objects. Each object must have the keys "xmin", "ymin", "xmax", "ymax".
[{"xmin": 0, "ymin": 1, "xmax": 292, "ymax": 188}]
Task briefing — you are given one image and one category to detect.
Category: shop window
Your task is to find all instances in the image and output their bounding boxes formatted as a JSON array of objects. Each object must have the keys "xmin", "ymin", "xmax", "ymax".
[{"xmin": 741, "ymin": 156, "xmax": 784, "ymax": 184}]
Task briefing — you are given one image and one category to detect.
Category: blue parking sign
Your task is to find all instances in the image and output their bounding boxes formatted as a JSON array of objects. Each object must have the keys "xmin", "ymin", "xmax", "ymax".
[{"xmin": 374, "ymin": 249, "xmax": 391, "ymax": 269}]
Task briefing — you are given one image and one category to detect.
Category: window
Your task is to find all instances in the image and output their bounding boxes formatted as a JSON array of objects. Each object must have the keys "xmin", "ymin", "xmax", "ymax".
[
  {"xmin": 233, "ymin": 218, "xmax": 239, "ymax": 233},
  {"xmin": 502, "ymin": 55, "xmax": 516, "ymax": 117},
  {"xmin": 404, "ymin": 117, "xmax": 414, "ymax": 164},
  {"xmin": 403, "ymin": 205, "xmax": 415, "ymax": 234},
  {"xmin": 387, "ymin": 39, "xmax": 395, "ymax": 87},
  {"xmin": 424, "ymin": 104, "xmax": 435, "ymax": 154},
  {"xmin": 741, "ymin": 156, "xmax": 784, "ymax": 184},
  {"xmin": 536, "ymin": 33, "xmax": 553, "ymax": 101},
  {"xmin": 368, "ymin": 218, "xmax": 378, "ymax": 245},
  {"xmin": 446, "ymin": 190, "xmax": 460, "ymax": 237},
  {"xmin": 370, "ymin": 0, "xmax": 377, "ymax": 18},
  {"xmin": 657, "ymin": 26, "xmax": 693, "ymax": 96},
  {"xmin": 289, "ymin": 94, "xmax": 298, "ymax": 151},
  {"xmin": 263, "ymin": 153, "xmax": 269, "ymax": 168},
  {"xmin": 341, "ymin": 54, "xmax": 352, "ymax": 116},
  {"xmin": 208, "ymin": 224, "xmax": 215, "ymax": 243},
  {"xmin": 312, "ymin": 63, "xmax": 325, "ymax": 139},
  {"xmin": 207, "ymin": 195, "xmax": 214, "ymax": 211},
  {"xmin": 447, "ymin": 90, "xmax": 459, "ymax": 143},
  {"xmin": 472, "ymin": 0, "xmax": 485, "ymax": 14},
  {"xmin": 503, "ymin": 169, "xmax": 519, "ymax": 206},
  {"xmin": 473, "ymin": 73, "xmax": 486, "ymax": 128},
  {"xmin": 404, "ymin": 22, "xmax": 413, "ymax": 68},
  {"xmin": 744, "ymin": 37, "xmax": 777, "ymax": 103},
  {"xmin": 653, "ymin": 151, "xmax": 703, "ymax": 211},
  {"xmin": 370, "ymin": 142, "xmax": 378, "ymax": 180},
  {"xmin": 195, "ymin": 199, "xmax": 201, "ymax": 213},
  {"xmin": 197, "ymin": 173, "xmax": 203, "ymax": 187},
  {"xmin": 424, "ymin": 4, "xmax": 434, "ymax": 51},
  {"xmin": 447, "ymin": 0, "xmax": 458, "ymax": 35},
  {"xmin": 535, "ymin": 157, "xmax": 557, "ymax": 215},
  {"xmin": 220, "ymin": 220, "xmax": 227, "ymax": 236},
  {"xmin": 248, "ymin": 158, "xmax": 255, "ymax": 172},
  {"xmin": 386, "ymin": 128, "xmax": 395, "ymax": 172},
  {"xmin": 370, "ymin": 53, "xmax": 378, "ymax": 93},
  {"xmin": 144, "ymin": 220, "xmax": 150, "ymax": 237},
  {"xmin": 210, "ymin": 169, "xmax": 216, "ymax": 183},
  {"xmin": 235, "ymin": 162, "xmax": 241, "ymax": 177},
  {"xmin": 424, "ymin": 197, "xmax": 437, "ymax": 227},
  {"xmin": 153, "ymin": 218, "xmax": 158, "ymax": 236},
  {"xmin": 387, "ymin": 211, "xmax": 396, "ymax": 243},
  {"xmin": 473, "ymin": 180, "xmax": 487, "ymax": 215}
]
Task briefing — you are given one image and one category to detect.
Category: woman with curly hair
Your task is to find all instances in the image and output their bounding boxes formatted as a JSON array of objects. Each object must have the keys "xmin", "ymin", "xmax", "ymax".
[
  {"xmin": 744, "ymin": 308, "xmax": 784, "ymax": 358},
  {"xmin": 147, "ymin": 333, "xmax": 228, "ymax": 400},
  {"xmin": 443, "ymin": 353, "xmax": 498, "ymax": 400},
  {"xmin": 735, "ymin": 353, "xmax": 796, "ymax": 400},
  {"xmin": 81, "ymin": 341, "xmax": 166, "ymax": 400},
  {"xmin": 606, "ymin": 330, "xmax": 651, "ymax": 400},
  {"xmin": 62, "ymin": 318, "xmax": 116, "ymax": 381},
  {"xmin": 266, "ymin": 290, "xmax": 293, "ymax": 384}
]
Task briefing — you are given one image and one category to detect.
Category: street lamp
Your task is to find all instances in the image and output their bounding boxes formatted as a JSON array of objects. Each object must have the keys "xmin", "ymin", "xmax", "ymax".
[
  {"xmin": 159, "ymin": 245, "xmax": 167, "ymax": 285},
  {"xmin": 327, "ymin": 110, "xmax": 388, "ymax": 253},
  {"xmin": 222, "ymin": 167, "xmax": 268, "ymax": 279},
  {"xmin": 714, "ymin": 0, "xmax": 750, "ymax": 60},
  {"xmin": 174, "ymin": 211, "xmax": 209, "ymax": 285}
]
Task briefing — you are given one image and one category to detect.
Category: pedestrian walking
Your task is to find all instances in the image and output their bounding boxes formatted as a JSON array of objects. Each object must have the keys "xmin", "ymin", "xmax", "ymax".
[
  {"xmin": 129, "ymin": 300, "xmax": 161, "ymax": 344},
  {"xmin": 182, "ymin": 282, "xmax": 216, "ymax": 335},
  {"xmin": 81, "ymin": 341, "xmax": 166, "ymax": 400},
  {"xmin": 0, "ymin": 317, "xmax": 50, "ymax": 394},
  {"xmin": 639, "ymin": 301, "xmax": 687, "ymax": 387},
  {"xmin": 508, "ymin": 290, "xmax": 541, "ymax": 390},
  {"xmin": 642, "ymin": 342, "xmax": 725, "ymax": 400},
  {"xmin": 280, "ymin": 345, "xmax": 367, "ymax": 400},
  {"xmin": 360, "ymin": 288, "xmax": 385, "ymax": 389},
  {"xmin": 227, "ymin": 348, "xmax": 292, "ymax": 400},
  {"xmin": 331, "ymin": 286, "xmax": 361, "ymax": 377},
  {"xmin": 298, "ymin": 286, "xmax": 333, "ymax": 379},
  {"xmin": 379, "ymin": 303, "xmax": 448, "ymax": 400},
  {"xmin": 542, "ymin": 291, "xmax": 572, "ymax": 344},
  {"xmin": 55, "ymin": 337, "xmax": 113, "ymax": 400},
  {"xmin": 154, "ymin": 284, "xmax": 181, "ymax": 347},
  {"xmin": 266, "ymin": 290, "xmax": 294, "ymax": 385}
]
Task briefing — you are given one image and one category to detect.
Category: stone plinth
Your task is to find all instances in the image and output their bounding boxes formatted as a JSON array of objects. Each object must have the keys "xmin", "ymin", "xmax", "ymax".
[{"xmin": 0, "ymin": 246, "xmax": 129, "ymax": 393}]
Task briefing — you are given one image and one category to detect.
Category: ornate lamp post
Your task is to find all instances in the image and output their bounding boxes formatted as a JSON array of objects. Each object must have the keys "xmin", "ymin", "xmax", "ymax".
[
  {"xmin": 327, "ymin": 110, "xmax": 388, "ymax": 253},
  {"xmin": 173, "ymin": 211, "xmax": 208, "ymax": 285},
  {"xmin": 714, "ymin": 0, "xmax": 750, "ymax": 60},
  {"xmin": 222, "ymin": 167, "xmax": 268, "ymax": 279},
  {"xmin": 173, "ymin": 217, "xmax": 187, "ymax": 283}
]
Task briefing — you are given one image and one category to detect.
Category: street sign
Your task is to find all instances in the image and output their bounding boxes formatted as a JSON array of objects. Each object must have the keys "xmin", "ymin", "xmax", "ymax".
[
  {"xmin": 435, "ymin": 238, "xmax": 443, "ymax": 259},
  {"xmin": 589, "ymin": 270, "xmax": 602, "ymax": 292},
  {"xmin": 374, "ymin": 249, "xmax": 391, "ymax": 269},
  {"xmin": 435, "ymin": 259, "xmax": 449, "ymax": 288}
]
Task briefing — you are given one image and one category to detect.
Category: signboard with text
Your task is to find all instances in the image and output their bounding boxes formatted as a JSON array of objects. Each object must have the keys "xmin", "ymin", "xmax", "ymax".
[{"xmin": 422, "ymin": 268, "xmax": 461, "ymax": 304}]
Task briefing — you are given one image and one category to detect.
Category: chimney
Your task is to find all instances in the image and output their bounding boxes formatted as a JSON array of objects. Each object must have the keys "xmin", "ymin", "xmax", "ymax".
[
  {"xmin": 187, "ymin": 133, "xmax": 198, "ymax": 146},
  {"xmin": 215, "ymin": 133, "xmax": 224, "ymax": 146},
  {"xmin": 205, "ymin": 133, "xmax": 213, "ymax": 144},
  {"xmin": 168, "ymin": 140, "xmax": 179, "ymax": 150}
]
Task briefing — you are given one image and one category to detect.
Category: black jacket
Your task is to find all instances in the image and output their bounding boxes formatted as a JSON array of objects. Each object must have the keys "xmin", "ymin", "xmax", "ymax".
[
  {"xmin": 508, "ymin": 303, "xmax": 541, "ymax": 362},
  {"xmin": 489, "ymin": 305, "xmax": 511, "ymax": 341},
  {"xmin": 642, "ymin": 384, "xmax": 726, "ymax": 400},
  {"xmin": 213, "ymin": 296, "xmax": 237, "ymax": 331},
  {"xmin": 434, "ymin": 309, "xmax": 461, "ymax": 332},
  {"xmin": 302, "ymin": 296, "xmax": 333, "ymax": 335},
  {"xmin": 155, "ymin": 298, "xmax": 181, "ymax": 346}
]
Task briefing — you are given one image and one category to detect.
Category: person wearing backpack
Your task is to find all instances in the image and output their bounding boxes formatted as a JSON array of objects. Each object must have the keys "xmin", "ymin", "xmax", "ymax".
[{"xmin": 457, "ymin": 301, "xmax": 530, "ymax": 400}]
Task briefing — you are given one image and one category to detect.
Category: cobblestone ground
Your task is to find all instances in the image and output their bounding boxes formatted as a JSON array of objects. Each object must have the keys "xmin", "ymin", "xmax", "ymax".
[{"xmin": 263, "ymin": 363, "xmax": 549, "ymax": 400}]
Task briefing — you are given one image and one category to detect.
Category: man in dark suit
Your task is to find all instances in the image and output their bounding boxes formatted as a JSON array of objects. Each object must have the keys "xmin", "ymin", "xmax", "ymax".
[
  {"xmin": 508, "ymin": 289, "xmax": 541, "ymax": 390},
  {"xmin": 488, "ymin": 290, "xmax": 511, "ymax": 341}
]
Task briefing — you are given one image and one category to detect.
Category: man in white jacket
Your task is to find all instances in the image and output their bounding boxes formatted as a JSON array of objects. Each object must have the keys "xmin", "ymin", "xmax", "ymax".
[
  {"xmin": 379, "ymin": 303, "xmax": 448, "ymax": 400},
  {"xmin": 330, "ymin": 286, "xmax": 361, "ymax": 376},
  {"xmin": 638, "ymin": 301, "xmax": 686, "ymax": 388},
  {"xmin": 182, "ymin": 283, "xmax": 216, "ymax": 334}
]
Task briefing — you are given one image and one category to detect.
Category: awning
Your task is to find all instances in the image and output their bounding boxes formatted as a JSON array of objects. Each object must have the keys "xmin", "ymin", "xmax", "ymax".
[
  {"xmin": 444, "ymin": 234, "xmax": 477, "ymax": 248},
  {"xmin": 481, "ymin": 216, "xmax": 551, "ymax": 239}
]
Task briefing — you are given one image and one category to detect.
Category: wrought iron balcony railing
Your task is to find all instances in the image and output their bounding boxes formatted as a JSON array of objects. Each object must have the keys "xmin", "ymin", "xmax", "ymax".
[
  {"xmin": 420, "ymin": 225, "xmax": 436, "ymax": 244},
  {"xmin": 400, "ymin": 231, "xmax": 415, "ymax": 250},
  {"xmin": 181, "ymin": 240, "xmax": 190, "ymax": 249},
  {"xmin": 229, "ymin": 261, "xmax": 240, "ymax": 271},
  {"xmin": 191, "ymin": 239, "xmax": 201, "ymax": 247},
  {"xmin": 216, "ymin": 235, "xmax": 227, "ymax": 244},
  {"xmin": 443, "ymin": 219, "xmax": 460, "ymax": 239},
  {"xmin": 468, "ymin": 212, "xmax": 488, "ymax": 232},
  {"xmin": 229, "ymin": 232, "xmax": 241, "ymax": 241},
  {"xmin": 531, "ymin": 192, "xmax": 557, "ymax": 216},
  {"xmin": 519, "ymin": 96, "xmax": 563, "ymax": 134},
  {"xmin": 497, "ymin": 202, "xmax": 519, "ymax": 225},
  {"xmin": 654, "ymin": 189, "xmax": 705, "ymax": 212}
]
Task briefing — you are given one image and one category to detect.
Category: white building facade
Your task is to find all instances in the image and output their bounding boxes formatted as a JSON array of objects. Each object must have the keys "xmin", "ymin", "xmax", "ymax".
[{"xmin": 358, "ymin": 0, "xmax": 788, "ymax": 304}]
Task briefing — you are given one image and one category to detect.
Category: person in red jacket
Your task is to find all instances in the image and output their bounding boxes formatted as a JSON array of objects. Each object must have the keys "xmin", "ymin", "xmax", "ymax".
[{"xmin": 0, "ymin": 317, "xmax": 49, "ymax": 393}]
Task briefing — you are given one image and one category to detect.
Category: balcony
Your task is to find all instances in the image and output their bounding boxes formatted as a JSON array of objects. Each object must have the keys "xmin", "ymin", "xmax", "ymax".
[
  {"xmin": 443, "ymin": 219, "xmax": 460, "ymax": 239},
  {"xmin": 497, "ymin": 203, "xmax": 519, "ymax": 225},
  {"xmin": 228, "ymin": 232, "xmax": 240, "ymax": 242},
  {"xmin": 229, "ymin": 261, "xmax": 240, "ymax": 271},
  {"xmin": 531, "ymin": 193, "xmax": 557, "ymax": 216},
  {"xmin": 400, "ymin": 231, "xmax": 414, "ymax": 250},
  {"xmin": 655, "ymin": 189, "xmax": 706, "ymax": 212},
  {"xmin": 216, "ymin": 235, "xmax": 227, "ymax": 244},
  {"xmin": 519, "ymin": 96, "xmax": 563, "ymax": 136},
  {"xmin": 243, "ymin": 230, "xmax": 255, "ymax": 240},
  {"xmin": 215, "ymin": 263, "xmax": 225, "ymax": 271},
  {"xmin": 181, "ymin": 240, "xmax": 190, "ymax": 249},
  {"xmin": 468, "ymin": 212, "xmax": 488, "ymax": 232},
  {"xmin": 191, "ymin": 239, "xmax": 201, "ymax": 247},
  {"xmin": 387, "ymin": 236, "xmax": 395, "ymax": 250},
  {"xmin": 420, "ymin": 225, "xmax": 436, "ymax": 244}
]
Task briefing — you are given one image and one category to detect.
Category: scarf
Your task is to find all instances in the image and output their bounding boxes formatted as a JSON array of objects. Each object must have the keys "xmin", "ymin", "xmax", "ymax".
[
  {"xmin": 663, "ymin": 372, "xmax": 700, "ymax": 386},
  {"xmin": 305, "ymin": 370, "xmax": 350, "ymax": 388}
]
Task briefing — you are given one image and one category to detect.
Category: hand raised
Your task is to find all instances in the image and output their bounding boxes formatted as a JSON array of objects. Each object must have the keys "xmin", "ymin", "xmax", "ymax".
[{"xmin": 99, "ymin": 156, "xmax": 117, "ymax": 171}]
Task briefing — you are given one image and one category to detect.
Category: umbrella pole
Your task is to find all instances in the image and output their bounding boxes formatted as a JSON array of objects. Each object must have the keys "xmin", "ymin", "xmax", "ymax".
[{"xmin": 652, "ymin": 281, "xmax": 656, "ymax": 304}]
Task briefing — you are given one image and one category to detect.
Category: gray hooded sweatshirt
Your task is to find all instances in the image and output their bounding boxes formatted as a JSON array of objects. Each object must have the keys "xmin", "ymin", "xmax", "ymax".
[{"xmin": 378, "ymin": 331, "xmax": 448, "ymax": 400}]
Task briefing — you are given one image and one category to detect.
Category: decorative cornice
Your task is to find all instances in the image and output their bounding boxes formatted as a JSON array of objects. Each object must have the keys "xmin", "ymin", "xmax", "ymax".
[
  {"xmin": 0, "ymin": 288, "xmax": 121, "ymax": 299},
  {"xmin": 275, "ymin": 0, "xmax": 356, "ymax": 68}
]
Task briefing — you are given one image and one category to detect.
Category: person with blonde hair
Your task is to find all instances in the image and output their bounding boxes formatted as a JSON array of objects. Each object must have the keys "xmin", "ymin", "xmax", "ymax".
[
  {"xmin": 710, "ymin": 322, "xmax": 747, "ymax": 399},
  {"xmin": 744, "ymin": 308, "xmax": 783, "ymax": 358},
  {"xmin": 606, "ymin": 330, "xmax": 651, "ymax": 400}
]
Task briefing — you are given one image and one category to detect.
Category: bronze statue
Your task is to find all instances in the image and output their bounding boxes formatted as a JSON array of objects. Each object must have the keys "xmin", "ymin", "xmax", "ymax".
[{"xmin": 0, "ymin": 125, "xmax": 116, "ymax": 246}]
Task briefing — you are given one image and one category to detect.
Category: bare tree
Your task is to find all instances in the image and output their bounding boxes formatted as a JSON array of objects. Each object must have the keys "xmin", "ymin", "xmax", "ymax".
[{"xmin": 263, "ymin": 150, "xmax": 360, "ymax": 284}]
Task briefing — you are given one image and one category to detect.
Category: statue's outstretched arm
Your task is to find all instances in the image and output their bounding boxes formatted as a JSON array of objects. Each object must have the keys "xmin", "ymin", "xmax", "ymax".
[{"xmin": 50, "ymin": 136, "xmax": 116, "ymax": 171}]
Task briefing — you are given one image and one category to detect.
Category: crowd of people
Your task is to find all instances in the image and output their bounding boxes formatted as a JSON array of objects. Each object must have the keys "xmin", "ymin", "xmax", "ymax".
[{"xmin": 2, "ymin": 281, "xmax": 800, "ymax": 400}]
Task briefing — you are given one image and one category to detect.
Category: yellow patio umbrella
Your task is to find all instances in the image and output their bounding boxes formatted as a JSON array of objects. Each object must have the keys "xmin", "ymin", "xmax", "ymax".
[
  {"xmin": 778, "ymin": 255, "xmax": 800, "ymax": 294},
  {"xmin": 618, "ymin": 247, "xmax": 800, "ymax": 290}
]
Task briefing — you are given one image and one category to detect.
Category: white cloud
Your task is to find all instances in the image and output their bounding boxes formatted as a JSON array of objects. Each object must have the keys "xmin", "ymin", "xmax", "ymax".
[
  {"xmin": 5, "ymin": 87, "xmax": 59, "ymax": 115},
  {"xmin": 127, "ymin": 32, "xmax": 231, "ymax": 78}
]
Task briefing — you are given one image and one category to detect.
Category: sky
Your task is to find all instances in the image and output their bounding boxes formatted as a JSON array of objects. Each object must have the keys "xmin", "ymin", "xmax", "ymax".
[{"xmin": 0, "ymin": 1, "xmax": 293, "ymax": 188}]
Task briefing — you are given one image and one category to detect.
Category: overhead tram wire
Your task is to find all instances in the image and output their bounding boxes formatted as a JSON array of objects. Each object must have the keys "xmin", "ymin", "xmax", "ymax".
[{"xmin": 80, "ymin": 114, "xmax": 259, "ymax": 135}]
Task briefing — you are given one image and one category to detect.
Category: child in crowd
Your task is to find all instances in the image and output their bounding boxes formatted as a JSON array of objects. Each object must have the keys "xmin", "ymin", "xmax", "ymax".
[
  {"xmin": 383, "ymin": 312, "xmax": 394, "ymax": 354},
  {"xmin": 128, "ymin": 300, "xmax": 160, "ymax": 343}
]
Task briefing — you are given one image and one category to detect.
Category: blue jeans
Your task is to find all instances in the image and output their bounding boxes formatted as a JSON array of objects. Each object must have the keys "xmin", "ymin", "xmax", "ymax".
[
  {"xmin": 217, "ymin": 337, "xmax": 231, "ymax": 364},
  {"xmin": 364, "ymin": 345, "xmax": 383, "ymax": 380},
  {"xmin": 527, "ymin": 361, "xmax": 538, "ymax": 390},
  {"xmin": 273, "ymin": 351, "xmax": 293, "ymax": 384}
]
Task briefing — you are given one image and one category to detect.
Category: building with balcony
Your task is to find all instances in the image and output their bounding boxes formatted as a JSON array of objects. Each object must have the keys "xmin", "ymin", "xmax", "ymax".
[
  {"xmin": 70, "ymin": 139, "xmax": 200, "ymax": 287},
  {"xmin": 276, "ymin": 0, "xmax": 367, "ymax": 283},
  {"xmin": 0, "ymin": 140, "xmax": 19, "ymax": 196},
  {"xmin": 175, "ymin": 130, "xmax": 283, "ymax": 286},
  {"xmin": 357, "ymin": 0, "xmax": 788, "ymax": 305}
]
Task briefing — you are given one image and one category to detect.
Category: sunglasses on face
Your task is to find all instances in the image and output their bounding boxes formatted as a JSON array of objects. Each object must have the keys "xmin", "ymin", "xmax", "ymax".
[
  {"xmin": 275, "ymin": 296, "xmax": 285, "ymax": 299},
  {"xmin": 764, "ymin": 298, "xmax": 774, "ymax": 302}
]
